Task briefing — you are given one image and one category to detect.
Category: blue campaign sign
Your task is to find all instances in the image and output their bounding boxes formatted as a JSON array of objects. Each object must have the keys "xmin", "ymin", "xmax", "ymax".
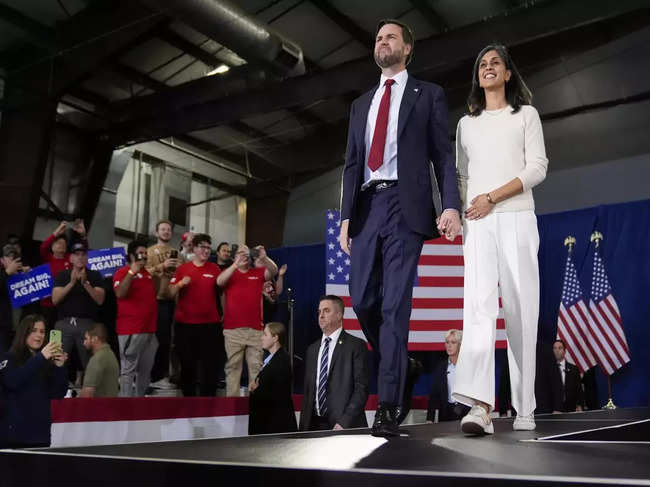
[
  {"xmin": 87, "ymin": 247, "xmax": 127, "ymax": 278},
  {"xmin": 7, "ymin": 264, "xmax": 53, "ymax": 308}
]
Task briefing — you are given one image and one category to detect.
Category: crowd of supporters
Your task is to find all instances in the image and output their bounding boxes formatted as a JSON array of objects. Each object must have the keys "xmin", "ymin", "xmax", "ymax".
[{"xmin": 0, "ymin": 219, "xmax": 285, "ymax": 399}]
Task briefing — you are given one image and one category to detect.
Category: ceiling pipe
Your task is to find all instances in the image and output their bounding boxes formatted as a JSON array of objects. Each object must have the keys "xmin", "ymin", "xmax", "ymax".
[{"xmin": 141, "ymin": 0, "xmax": 305, "ymax": 77}]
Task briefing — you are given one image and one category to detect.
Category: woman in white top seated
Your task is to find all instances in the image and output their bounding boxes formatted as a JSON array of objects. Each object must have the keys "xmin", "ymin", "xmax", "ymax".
[{"xmin": 449, "ymin": 44, "xmax": 548, "ymax": 435}]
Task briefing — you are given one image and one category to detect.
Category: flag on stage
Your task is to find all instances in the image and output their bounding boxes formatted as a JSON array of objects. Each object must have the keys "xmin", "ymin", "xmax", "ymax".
[
  {"xmin": 587, "ymin": 242, "xmax": 630, "ymax": 375},
  {"xmin": 324, "ymin": 209, "xmax": 507, "ymax": 351},
  {"xmin": 556, "ymin": 251, "xmax": 598, "ymax": 374}
]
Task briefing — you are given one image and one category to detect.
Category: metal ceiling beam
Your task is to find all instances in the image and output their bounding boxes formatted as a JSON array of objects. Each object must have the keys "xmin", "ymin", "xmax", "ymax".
[
  {"xmin": 156, "ymin": 28, "xmax": 224, "ymax": 69},
  {"xmin": 106, "ymin": 0, "xmax": 650, "ymax": 146},
  {"xmin": 408, "ymin": 0, "xmax": 448, "ymax": 33},
  {"xmin": 0, "ymin": 3, "xmax": 55, "ymax": 49},
  {"xmin": 310, "ymin": 0, "xmax": 373, "ymax": 46}
]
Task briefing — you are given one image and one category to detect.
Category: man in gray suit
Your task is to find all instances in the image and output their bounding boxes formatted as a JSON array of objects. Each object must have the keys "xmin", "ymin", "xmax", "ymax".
[{"xmin": 299, "ymin": 295, "xmax": 369, "ymax": 431}]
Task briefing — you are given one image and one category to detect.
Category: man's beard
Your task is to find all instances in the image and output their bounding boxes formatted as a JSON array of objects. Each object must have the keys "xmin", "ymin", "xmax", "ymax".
[
  {"xmin": 159, "ymin": 235, "xmax": 171, "ymax": 243},
  {"xmin": 374, "ymin": 46, "xmax": 405, "ymax": 68}
]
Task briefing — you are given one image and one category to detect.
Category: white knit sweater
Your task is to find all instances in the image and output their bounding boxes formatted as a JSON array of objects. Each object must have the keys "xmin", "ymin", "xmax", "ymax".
[{"xmin": 456, "ymin": 105, "xmax": 548, "ymax": 212}]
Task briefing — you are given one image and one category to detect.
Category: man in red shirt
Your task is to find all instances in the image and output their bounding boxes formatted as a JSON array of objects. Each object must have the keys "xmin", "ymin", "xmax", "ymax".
[
  {"xmin": 113, "ymin": 240, "xmax": 158, "ymax": 397},
  {"xmin": 39, "ymin": 220, "xmax": 85, "ymax": 328},
  {"xmin": 217, "ymin": 245, "xmax": 278, "ymax": 397},
  {"xmin": 169, "ymin": 234, "xmax": 222, "ymax": 397}
]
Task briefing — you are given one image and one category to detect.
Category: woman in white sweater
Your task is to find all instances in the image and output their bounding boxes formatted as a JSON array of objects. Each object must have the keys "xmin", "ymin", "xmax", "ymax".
[{"xmin": 450, "ymin": 44, "xmax": 548, "ymax": 435}]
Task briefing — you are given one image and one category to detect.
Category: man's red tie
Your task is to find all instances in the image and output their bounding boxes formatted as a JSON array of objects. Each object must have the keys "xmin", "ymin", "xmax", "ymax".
[{"xmin": 367, "ymin": 78, "xmax": 395, "ymax": 172}]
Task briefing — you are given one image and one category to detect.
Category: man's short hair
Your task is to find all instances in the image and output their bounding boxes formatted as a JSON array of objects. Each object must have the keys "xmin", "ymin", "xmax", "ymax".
[
  {"xmin": 319, "ymin": 295, "xmax": 345, "ymax": 315},
  {"xmin": 553, "ymin": 339, "xmax": 566, "ymax": 350},
  {"xmin": 265, "ymin": 321, "xmax": 287, "ymax": 348},
  {"xmin": 155, "ymin": 219, "xmax": 173, "ymax": 232},
  {"xmin": 86, "ymin": 323, "xmax": 108, "ymax": 342},
  {"xmin": 192, "ymin": 233, "xmax": 211, "ymax": 248},
  {"xmin": 445, "ymin": 329, "xmax": 463, "ymax": 342},
  {"xmin": 217, "ymin": 242, "xmax": 229, "ymax": 252},
  {"xmin": 376, "ymin": 18, "xmax": 415, "ymax": 65},
  {"xmin": 127, "ymin": 239, "xmax": 148, "ymax": 260}
]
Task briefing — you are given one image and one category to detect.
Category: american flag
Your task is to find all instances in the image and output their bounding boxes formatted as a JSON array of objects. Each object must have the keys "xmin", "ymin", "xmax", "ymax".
[
  {"xmin": 556, "ymin": 251, "xmax": 599, "ymax": 374},
  {"xmin": 587, "ymin": 242, "xmax": 630, "ymax": 375},
  {"xmin": 324, "ymin": 209, "xmax": 507, "ymax": 351}
]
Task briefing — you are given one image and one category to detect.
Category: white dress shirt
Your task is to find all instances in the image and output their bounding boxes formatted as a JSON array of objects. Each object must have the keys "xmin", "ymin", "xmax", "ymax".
[
  {"xmin": 315, "ymin": 326, "xmax": 343, "ymax": 415},
  {"xmin": 363, "ymin": 69, "xmax": 409, "ymax": 187},
  {"xmin": 447, "ymin": 359, "xmax": 457, "ymax": 404},
  {"xmin": 557, "ymin": 359, "xmax": 566, "ymax": 386}
]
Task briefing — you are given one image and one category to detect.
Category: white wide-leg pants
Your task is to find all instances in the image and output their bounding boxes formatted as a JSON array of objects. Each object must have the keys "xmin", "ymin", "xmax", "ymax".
[{"xmin": 452, "ymin": 210, "xmax": 540, "ymax": 416}]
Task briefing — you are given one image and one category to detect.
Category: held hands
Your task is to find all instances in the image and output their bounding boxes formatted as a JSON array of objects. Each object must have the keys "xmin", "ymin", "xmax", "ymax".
[
  {"xmin": 249, "ymin": 378, "xmax": 259, "ymax": 393},
  {"xmin": 339, "ymin": 220, "xmax": 351, "ymax": 256},
  {"xmin": 464, "ymin": 194, "xmax": 495, "ymax": 221},
  {"xmin": 436, "ymin": 209, "xmax": 462, "ymax": 241},
  {"xmin": 333, "ymin": 423, "xmax": 343, "ymax": 430}
]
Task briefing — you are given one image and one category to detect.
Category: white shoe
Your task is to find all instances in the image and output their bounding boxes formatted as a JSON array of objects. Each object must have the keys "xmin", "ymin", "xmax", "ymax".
[
  {"xmin": 513, "ymin": 414, "xmax": 536, "ymax": 431},
  {"xmin": 150, "ymin": 378, "xmax": 175, "ymax": 390},
  {"xmin": 461, "ymin": 405, "xmax": 494, "ymax": 435}
]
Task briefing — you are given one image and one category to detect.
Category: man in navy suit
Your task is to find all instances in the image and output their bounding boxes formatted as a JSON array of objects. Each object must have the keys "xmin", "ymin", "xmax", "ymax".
[{"xmin": 339, "ymin": 19, "xmax": 461, "ymax": 436}]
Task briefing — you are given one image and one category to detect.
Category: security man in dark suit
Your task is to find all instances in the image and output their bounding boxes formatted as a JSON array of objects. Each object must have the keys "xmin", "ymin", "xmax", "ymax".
[
  {"xmin": 339, "ymin": 19, "xmax": 461, "ymax": 436},
  {"xmin": 248, "ymin": 322, "xmax": 297, "ymax": 435},
  {"xmin": 299, "ymin": 295, "xmax": 369, "ymax": 431},
  {"xmin": 550, "ymin": 340, "xmax": 584, "ymax": 413}
]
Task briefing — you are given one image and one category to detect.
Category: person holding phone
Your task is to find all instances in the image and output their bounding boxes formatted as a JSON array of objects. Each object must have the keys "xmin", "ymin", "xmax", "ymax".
[
  {"xmin": 113, "ymin": 240, "xmax": 158, "ymax": 396},
  {"xmin": 0, "ymin": 314, "xmax": 68, "ymax": 448}
]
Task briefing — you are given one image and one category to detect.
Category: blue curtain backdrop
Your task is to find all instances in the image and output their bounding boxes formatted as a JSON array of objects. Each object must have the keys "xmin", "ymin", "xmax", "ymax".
[{"xmin": 269, "ymin": 199, "xmax": 650, "ymax": 408}]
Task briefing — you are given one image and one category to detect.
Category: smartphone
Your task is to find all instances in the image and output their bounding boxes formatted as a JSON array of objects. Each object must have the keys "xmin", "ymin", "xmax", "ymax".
[
  {"xmin": 230, "ymin": 244, "xmax": 239, "ymax": 256},
  {"xmin": 49, "ymin": 329, "xmax": 62, "ymax": 347},
  {"xmin": 170, "ymin": 250, "xmax": 178, "ymax": 259}
]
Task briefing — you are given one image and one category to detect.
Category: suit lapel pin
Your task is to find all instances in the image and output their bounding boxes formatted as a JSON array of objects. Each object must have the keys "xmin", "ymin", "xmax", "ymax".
[
  {"xmin": 414, "ymin": 88, "xmax": 419, "ymax": 92},
  {"xmin": 339, "ymin": 340, "xmax": 343, "ymax": 344}
]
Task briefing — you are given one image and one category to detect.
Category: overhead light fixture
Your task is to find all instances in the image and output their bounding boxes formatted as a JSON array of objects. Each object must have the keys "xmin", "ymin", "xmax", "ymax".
[{"xmin": 206, "ymin": 64, "xmax": 230, "ymax": 76}]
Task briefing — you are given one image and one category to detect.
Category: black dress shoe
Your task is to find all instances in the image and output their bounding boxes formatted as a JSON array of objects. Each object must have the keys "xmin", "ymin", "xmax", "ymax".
[
  {"xmin": 371, "ymin": 403, "xmax": 399, "ymax": 437},
  {"xmin": 396, "ymin": 358, "xmax": 423, "ymax": 425}
]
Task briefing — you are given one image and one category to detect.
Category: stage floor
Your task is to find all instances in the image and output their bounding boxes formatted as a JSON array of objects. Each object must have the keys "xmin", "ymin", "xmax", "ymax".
[{"xmin": 2, "ymin": 408, "xmax": 649, "ymax": 486}]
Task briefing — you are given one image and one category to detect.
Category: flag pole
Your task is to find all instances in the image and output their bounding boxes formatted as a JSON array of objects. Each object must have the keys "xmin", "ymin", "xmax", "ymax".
[{"xmin": 591, "ymin": 231, "xmax": 617, "ymax": 410}]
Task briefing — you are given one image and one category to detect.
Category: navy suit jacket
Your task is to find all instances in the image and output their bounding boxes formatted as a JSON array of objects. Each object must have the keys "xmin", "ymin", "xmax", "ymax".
[
  {"xmin": 341, "ymin": 75, "xmax": 461, "ymax": 239},
  {"xmin": 299, "ymin": 330, "xmax": 369, "ymax": 430}
]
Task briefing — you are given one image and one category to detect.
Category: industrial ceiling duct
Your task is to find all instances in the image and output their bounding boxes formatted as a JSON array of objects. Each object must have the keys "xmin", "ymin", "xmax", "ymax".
[{"xmin": 142, "ymin": 0, "xmax": 305, "ymax": 77}]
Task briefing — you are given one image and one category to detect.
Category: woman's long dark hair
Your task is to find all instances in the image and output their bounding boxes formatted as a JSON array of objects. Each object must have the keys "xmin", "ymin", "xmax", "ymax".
[
  {"xmin": 9, "ymin": 314, "xmax": 47, "ymax": 365},
  {"xmin": 467, "ymin": 44, "xmax": 532, "ymax": 117}
]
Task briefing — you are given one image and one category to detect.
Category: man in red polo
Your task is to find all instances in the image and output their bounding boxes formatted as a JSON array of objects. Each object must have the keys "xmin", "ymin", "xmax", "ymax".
[
  {"xmin": 217, "ymin": 245, "xmax": 277, "ymax": 397},
  {"xmin": 169, "ymin": 233, "xmax": 221, "ymax": 397},
  {"xmin": 113, "ymin": 240, "xmax": 158, "ymax": 397}
]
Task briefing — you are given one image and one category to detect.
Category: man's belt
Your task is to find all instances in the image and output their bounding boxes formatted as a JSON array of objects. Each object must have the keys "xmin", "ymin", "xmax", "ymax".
[{"xmin": 362, "ymin": 180, "xmax": 398, "ymax": 193}]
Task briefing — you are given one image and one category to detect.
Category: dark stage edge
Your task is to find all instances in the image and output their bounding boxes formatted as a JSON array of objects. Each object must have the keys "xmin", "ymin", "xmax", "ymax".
[{"xmin": 2, "ymin": 408, "xmax": 650, "ymax": 487}]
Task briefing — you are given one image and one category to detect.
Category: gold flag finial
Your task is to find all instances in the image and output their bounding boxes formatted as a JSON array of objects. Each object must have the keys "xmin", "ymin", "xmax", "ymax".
[
  {"xmin": 564, "ymin": 236, "xmax": 576, "ymax": 250},
  {"xmin": 591, "ymin": 231, "xmax": 603, "ymax": 246}
]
